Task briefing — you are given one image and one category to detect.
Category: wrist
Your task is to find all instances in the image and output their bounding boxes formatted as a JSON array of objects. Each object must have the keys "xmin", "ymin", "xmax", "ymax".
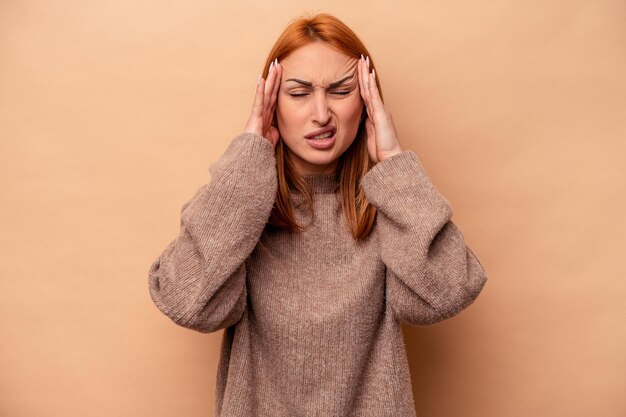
[{"xmin": 379, "ymin": 147, "xmax": 403, "ymax": 162}]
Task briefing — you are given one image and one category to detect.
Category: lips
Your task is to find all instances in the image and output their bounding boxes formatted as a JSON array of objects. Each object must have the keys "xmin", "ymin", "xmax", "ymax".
[{"xmin": 305, "ymin": 126, "xmax": 336, "ymax": 139}]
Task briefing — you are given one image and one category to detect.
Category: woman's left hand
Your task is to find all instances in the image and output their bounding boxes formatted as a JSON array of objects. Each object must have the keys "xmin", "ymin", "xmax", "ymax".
[{"xmin": 357, "ymin": 54, "xmax": 403, "ymax": 163}]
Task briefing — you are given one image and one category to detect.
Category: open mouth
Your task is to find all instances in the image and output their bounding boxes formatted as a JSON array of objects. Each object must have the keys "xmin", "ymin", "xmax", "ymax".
[{"xmin": 305, "ymin": 132, "xmax": 336, "ymax": 149}]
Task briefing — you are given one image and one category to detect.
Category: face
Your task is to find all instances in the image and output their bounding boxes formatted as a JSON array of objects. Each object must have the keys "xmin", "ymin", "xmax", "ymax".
[{"xmin": 276, "ymin": 41, "xmax": 364, "ymax": 175}]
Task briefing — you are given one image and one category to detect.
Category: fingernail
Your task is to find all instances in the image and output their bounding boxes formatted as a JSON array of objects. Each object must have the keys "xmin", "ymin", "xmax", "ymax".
[
  {"xmin": 373, "ymin": 69, "xmax": 376, "ymax": 80},
  {"xmin": 360, "ymin": 53, "xmax": 364, "ymax": 61},
  {"xmin": 257, "ymin": 74, "xmax": 261, "ymax": 85},
  {"xmin": 366, "ymin": 56, "xmax": 370, "ymax": 66}
]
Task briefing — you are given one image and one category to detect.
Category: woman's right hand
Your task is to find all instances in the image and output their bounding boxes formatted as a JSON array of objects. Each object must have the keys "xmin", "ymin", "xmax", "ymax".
[{"xmin": 244, "ymin": 58, "xmax": 282, "ymax": 146}]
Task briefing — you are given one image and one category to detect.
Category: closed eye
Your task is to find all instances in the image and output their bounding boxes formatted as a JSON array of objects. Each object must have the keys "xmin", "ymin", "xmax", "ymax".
[{"xmin": 289, "ymin": 90, "xmax": 352, "ymax": 97}]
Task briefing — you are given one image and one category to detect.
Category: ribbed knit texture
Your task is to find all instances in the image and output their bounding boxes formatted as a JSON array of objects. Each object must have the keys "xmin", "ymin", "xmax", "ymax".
[{"xmin": 148, "ymin": 131, "xmax": 488, "ymax": 416}]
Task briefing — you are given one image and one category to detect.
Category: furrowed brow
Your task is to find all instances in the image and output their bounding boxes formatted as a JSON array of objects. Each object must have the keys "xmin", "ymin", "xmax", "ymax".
[
  {"xmin": 329, "ymin": 75, "xmax": 355, "ymax": 87},
  {"xmin": 284, "ymin": 78, "xmax": 313, "ymax": 87},
  {"xmin": 285, "ymin": 74, "xmax": 354, "ymax": 88}
]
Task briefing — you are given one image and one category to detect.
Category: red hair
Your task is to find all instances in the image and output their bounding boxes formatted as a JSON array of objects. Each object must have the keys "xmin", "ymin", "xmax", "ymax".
[{"xmin": 262, "ymin": 12, "xmax": 385, "ymax": 240}]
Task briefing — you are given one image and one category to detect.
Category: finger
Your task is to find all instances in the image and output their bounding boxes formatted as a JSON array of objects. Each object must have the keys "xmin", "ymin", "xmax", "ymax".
[
  {"xmin": 363, "ymin": 57, "xmax": 374, "ymax": 112},
  {"xmin": 264, "ymin": 61, "xmax": 280, "ymax": 130},
  {"xmin": 358, "ymin": 57, "xmax": 373, "ymax": 119},
  {"xmin": 269, "ymin": 62, "xmax": 281, "ymax": 111},
  {"xmin": 259, "ymin": 62, "xmax": 274, "ymax": 132},
  {"xmin": 268, "ymin": 63, "xmax": 282, "ymax": 129},
  {"xmin": 360, "ymin": 57, "xmax": 372, "ymax": 106},
  {"xmin": 367, "ymin": 69, "xmax": 384, "ymax": 110},
  {"xmin": 356, "ymin": 59, "xmax": 368, "ymax": 123},
  {"xmin": 357, "ymin": 55, "xmax": 367, "ymax": 102},
  {"xmin": 252, "ymin": 75, "xmax": 265, "ymax": 118},
  {"xmin": 264, "ymin": 61, "xmax": 277, "ymax": 114}
]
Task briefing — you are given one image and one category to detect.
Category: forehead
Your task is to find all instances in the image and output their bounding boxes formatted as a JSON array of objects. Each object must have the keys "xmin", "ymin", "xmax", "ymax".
[{"xmin": 280, "ymin": 42, "xmax": 358, "ymax": 85}]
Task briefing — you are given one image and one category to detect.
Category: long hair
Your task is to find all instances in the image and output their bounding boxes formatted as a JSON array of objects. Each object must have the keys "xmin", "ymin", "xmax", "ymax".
[{"xmin": 262, "ymin": 12, "xmax": 385, "ymax": 241}]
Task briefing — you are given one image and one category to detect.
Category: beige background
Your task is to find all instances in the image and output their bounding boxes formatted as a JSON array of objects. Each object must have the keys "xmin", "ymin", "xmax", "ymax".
[{"xmin": 1, "ymin": 1, "xmax": 625, "ymax": 416}]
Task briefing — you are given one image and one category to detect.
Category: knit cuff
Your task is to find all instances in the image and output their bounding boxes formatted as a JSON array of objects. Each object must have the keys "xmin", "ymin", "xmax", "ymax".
[
  {"xmin": 360, "ymin": 150, "xmax": 452, "ymax": 217},
  {"xmin": 181, "ymin": 131, "xmax": 277, "ymax": 228},
  {"xmin": 230, "ymin": 132, "xmax": 275, "ymax": 161},
  {"xmin": 207, "ymin": 131, "xmax": 276, "ymax": 179}
]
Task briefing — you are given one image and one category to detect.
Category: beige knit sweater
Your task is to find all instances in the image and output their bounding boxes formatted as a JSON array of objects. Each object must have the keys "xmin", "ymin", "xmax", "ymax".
[{"xmin": 148, "ymin": 131, "xmax": 488, "ymax": 416}]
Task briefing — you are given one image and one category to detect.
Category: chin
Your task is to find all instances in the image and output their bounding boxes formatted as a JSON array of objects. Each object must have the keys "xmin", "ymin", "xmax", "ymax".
[{"xmin": 301, "ymin": 151, "xmax": 336, "ymax": 164}]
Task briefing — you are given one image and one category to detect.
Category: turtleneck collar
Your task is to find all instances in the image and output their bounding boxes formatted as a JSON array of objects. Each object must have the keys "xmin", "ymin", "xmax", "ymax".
[{"xmin": 294, "ymin": 172, "xmax": 340, "ymax": 194}]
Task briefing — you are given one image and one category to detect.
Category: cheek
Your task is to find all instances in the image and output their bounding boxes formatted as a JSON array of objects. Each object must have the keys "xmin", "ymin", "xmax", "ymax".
[
  {"xmin": 276, "ymin": 98, "xmax": 307, "ymax": 135},
  {"xmin": 336, "ymin": 97, "xmax": 362, "ymax": 122},
  {"xmin": 278, "ymin": 101, "xmax": 309, "ymax": 122}
]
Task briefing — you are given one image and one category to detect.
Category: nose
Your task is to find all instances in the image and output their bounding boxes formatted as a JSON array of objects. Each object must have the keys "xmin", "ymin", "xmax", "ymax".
[{"xmin": 311, "ymin": 90, "xmax": 332, "ymax": 126}]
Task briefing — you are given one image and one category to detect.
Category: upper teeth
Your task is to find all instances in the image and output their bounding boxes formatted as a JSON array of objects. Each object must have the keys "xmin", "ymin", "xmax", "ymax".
[{"xmin": 312, "ymin": 131, "xmax": 333, "ymax": 139}]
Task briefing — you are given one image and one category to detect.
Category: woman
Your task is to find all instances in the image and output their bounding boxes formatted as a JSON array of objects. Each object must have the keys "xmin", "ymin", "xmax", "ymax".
[{"xmin": 148, "ymin": 12, "xmax": 488, "ymax": 417}]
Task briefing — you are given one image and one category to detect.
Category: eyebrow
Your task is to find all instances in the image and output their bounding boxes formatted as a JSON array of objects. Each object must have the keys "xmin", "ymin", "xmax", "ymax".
[{"xmin": 284, "ymin": 74, "xmax": 354, "ymax": 88}]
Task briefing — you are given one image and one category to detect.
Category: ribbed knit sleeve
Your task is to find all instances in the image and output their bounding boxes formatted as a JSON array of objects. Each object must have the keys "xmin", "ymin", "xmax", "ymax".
[
  {"xmin": 148, "ymin": 132, "xmax": 277, "ymax": 333},
  {"xmin": 360, "ymin": 150, "xmax": 488, "ymax": 326}
]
